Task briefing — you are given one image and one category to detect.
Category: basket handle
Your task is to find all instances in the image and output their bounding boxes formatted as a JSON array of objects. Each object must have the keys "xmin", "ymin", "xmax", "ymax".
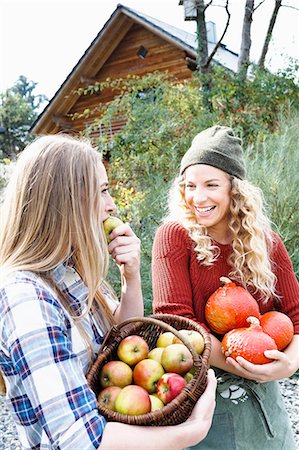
[{"xmin": 104, "ymin": 316, "xmax": 201, "ymax": 363}]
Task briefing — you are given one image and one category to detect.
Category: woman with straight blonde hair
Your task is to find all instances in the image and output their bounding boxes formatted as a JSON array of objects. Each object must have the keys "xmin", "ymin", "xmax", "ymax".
[
  {"xmin": 0, "ymin": 134, "xmax": 216, "ymax": 450},
  {"xmin": 152, "ymin": 125, "xmax": 299, "ymax": 450}
]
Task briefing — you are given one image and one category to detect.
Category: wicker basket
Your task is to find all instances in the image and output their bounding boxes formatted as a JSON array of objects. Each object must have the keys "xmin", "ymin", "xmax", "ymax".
[{"xmin": 87, "ymin": 314, "xmax": 211, "ymax": 426}]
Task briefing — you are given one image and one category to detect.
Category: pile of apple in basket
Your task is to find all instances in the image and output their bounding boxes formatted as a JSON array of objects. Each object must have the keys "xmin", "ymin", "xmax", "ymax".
[{"xmin": 97, "ymin": 327, "xmax": 205, "ymax": 416}]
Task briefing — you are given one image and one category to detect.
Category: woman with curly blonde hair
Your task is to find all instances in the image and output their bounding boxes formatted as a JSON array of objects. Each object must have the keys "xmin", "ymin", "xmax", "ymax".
[
  {"xmin": 0, "ymin": 134, "xmax": 217, "ymax": 450},
  {"xmin": 152, "ymin": 125, "xmax": 299, "ymax": 450}
]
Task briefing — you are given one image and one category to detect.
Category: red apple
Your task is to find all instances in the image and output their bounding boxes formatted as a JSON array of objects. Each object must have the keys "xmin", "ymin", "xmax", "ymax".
[
  {"xmin": 156, "ymin": 332, "xmax": 175, "ymax": 347},
  {"xmin": 161, "ymin": 343, "xmax": 193, "ymax": 375},
  {"xmin": 100, "ymin": 360, "xmax": 133, "ymax": 388},
  {"xmin": 173, "ymin": 329, "xmax": 205, "ymax": 355},
  {"xmin": 149, "ymin": 394, "xmax": 164, "ymax": 411},
  {"xmin": 133, "ymin": 359, "xmax": 165, "ymax": 393},
  {"xmin": 97, "ymin": 386, "xmax": 122, "ymax": 411},
  {"xmin": 115, "ymin": 385, "xmax": 151, "ymax": 415},
  {"xmin": 157, "ymin": 373, "xmax": 187, "ymax": 404},
  {"xmin": 117, "ymin": 335, "xmax": 149, "ymax": 366},
  {"xmin": 148, "ymin": 347, "xmax": 164, "ymax": 364}
]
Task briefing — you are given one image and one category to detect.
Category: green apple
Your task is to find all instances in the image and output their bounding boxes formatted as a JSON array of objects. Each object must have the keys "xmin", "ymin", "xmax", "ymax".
[
  {"xmin": 161, "ymin": 343, "xmax": 193, "ymax": 375},
  {"xmin": 148, "ymin": 347, "xmax": 164, "ymax": 364},
  {"xmin": 156, "ymin": 331, "xmax": 175, "ymax": 348},
  {"xmin": 149, "ymin": 394, "xmax": 164, "ymax": 411},
  {"xmin": 115, "ymin": 385, "xmax": 151, "ymax": 415},
  {"xmin": 173, "ymin": 329, "xmax": 205, "ymax": 355},
  {"xmin": 103, "ymin": 216, "xmax": 124, "ymax": 243}
]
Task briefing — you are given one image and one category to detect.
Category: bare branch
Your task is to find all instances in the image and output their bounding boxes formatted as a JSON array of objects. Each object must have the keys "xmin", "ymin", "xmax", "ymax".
[
  {"xmin": 205, "ymin": 0, "xmax": 231, "ymax": 68},
  {"xmin": 253, "ymin": 0, "xmax": 267, "ymax": 12},
  {"xmin": 258, "ymin": 0, "xmax": 283, "ymax": 68}
]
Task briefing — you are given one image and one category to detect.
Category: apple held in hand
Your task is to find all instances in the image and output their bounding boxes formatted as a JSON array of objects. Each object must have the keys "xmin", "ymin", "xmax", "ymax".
[
  {"xmin": 103, "ymin": 216, "xmax": 124, "ymax": 243},
  {"xmin": 117, "ymin": 335, "xmax": 149, "ymax": 366},
  {"xmin": 115, "ymin": 385, "xmax": 151, "ymax": 415},
  {"xmin": 161, "ymin": 343, "xmax": 193, "ymax": 375},
  {"xmin": 157, "ymin": 372, "xmax": 187, "ymax": 404},
  {"xmin": 97, "ymin": 386, "xmax": 122, "ymax": 411},
  {"xmin": 149, "ymin": 394, "xmax": 164, "ymax": 411},
  {"xmin": 156, "ymin": 331, "xmax": 175, "ymax": 348},
  {"xmin": 133, "ymin": 359, "xmax": 165, "ymax": 393},
  {"xmin": 100, "ymin": 360, "xmax": 133, "ymax": 388},
  {"xmin": 173, "ymin": 329, "xmax": 205, "ymax": 355}
]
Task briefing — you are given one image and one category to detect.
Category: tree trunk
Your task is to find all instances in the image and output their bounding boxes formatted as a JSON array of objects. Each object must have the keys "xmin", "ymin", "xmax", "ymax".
[
  {"xmin": 258, "ymin": 0, "xmax": 282, "ymax": 68},
  {"xmin": 238, "ymin": 0, "xmax": 255, "ymax": 81},
  {"xmin": 195, "ymin": 0, "xmax": 213, "ymax": 110}
]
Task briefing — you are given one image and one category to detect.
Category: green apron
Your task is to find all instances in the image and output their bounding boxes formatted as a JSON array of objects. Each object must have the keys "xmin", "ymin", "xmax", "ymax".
[{"xmin": 185, "ymin": 369, "xmax": 296, "ymax": 450}]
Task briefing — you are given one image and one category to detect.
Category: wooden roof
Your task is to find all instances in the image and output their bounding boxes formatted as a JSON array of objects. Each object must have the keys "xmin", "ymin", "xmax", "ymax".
[{"xmin": 31, "ymin": 4, "xmax": 238, "ymax": 135}]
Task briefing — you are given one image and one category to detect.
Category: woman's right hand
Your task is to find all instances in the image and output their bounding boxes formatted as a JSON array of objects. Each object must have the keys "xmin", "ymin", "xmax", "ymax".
[{"xmin": 99, "ymin": 369, "xmax": 217, "ymax": 450}]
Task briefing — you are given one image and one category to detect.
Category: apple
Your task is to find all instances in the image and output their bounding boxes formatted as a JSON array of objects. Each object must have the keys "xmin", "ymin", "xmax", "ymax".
[
  {"xmin": 115, "ymin": 385, "xmax": 151, "ymax": 415},
  {"xmin": 100, "ymin": 360, "xmax": 133, "ymax": 388},
  {"xmin": 148, "ymin": 347, "xmax": 164, "ymax": 364},
  {"xmin": 184, "ymin": 371, "xmax": 194, "ymax": 383},
  {"xmin": 156, "ymin": 331, "xmax": 175, "ymax": 348},
  {"xmin": 157, "ymin": 373, "xmax": 187, "ymax": 404},
  {"xmin": 117, "ymin": 335, "xmax": 149, "ymax": 366},
  {"xmin": 97, "ymin": 386, "xmax": 122, "ymax": 411},
  {"xmin": 103, "ymin": 216, "xmax": 124, "ymax": 243},
  {"xmin": 133, "ymin": 359, "xmax": 165, "ymax": 393},
  {"xmin": 149, "ymin": 394, "xmax": 165, "ymax": 411},
  {"xmin": 173, "ymin": 329, "xmax": 205, "ymax": 355},
  {"xmin": 161, "ymin": 343, "xmax": 193, "ymax": 375}
]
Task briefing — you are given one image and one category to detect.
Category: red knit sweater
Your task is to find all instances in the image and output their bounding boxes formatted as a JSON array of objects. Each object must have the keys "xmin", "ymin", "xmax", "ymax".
[{"xmin": 152, "ymin": 221, "xmax": 299, "ymax": 334}]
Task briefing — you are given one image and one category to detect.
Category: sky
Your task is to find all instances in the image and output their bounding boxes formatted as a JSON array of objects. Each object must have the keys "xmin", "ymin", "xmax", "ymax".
[{"xmin": 0, "ymin": 0, "xmax": 298, "ymax": 101}]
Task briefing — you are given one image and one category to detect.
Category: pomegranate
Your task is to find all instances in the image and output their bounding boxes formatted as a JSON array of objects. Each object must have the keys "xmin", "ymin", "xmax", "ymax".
[
  {"xmin": 221, "ymin": 316, "xmax": 278, "ymax": 364},
  {"xmin": 260, "ymin": 311, "xmax": 294, "ymax": 351},
  {"xmin": 205, "ymin": 277, "xmax": 260, "ymax": 334}
]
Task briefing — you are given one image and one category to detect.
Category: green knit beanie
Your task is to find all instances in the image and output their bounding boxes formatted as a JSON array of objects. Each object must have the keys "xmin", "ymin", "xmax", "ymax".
[{"xmin": 180, "ymin": 125, "xmax": 246, "ymax": 179}]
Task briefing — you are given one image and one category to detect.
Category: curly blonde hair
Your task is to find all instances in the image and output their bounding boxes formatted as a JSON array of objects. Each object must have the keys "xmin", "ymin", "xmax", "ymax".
[{"xmin": 165, "ymin": 175, "xmax": 277, "ymax": 302}]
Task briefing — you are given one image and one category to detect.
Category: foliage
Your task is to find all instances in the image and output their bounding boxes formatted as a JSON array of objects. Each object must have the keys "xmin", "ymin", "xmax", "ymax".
[
  {"xmin": 245, "ymin": 112, "xmax": 299, "ymax": 276},
  {"xmin": 83, "ymin": 68, "xmax": 299, "ymax": 314},
  {"xmin": 0, "ymin": 76, "xmax": 47, "ymax": 159}
]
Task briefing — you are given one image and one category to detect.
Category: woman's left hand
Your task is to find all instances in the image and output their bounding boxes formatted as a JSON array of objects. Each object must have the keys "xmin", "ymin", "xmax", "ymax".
[
  {"xmin": 225, "ymin": 334, "xmax": 299, "ymax": 382},
  {"xmin": 107, "ymin": 222, "xmax": 141, "ymax": 279}
]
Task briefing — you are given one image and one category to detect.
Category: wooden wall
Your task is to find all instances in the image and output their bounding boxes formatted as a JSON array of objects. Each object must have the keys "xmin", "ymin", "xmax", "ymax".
[{"xmin": 65, "ymin": 23, "xmax": 193, "ymax": 138}]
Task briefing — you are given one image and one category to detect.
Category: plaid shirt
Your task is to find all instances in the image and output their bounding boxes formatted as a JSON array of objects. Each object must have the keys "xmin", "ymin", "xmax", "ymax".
[{"xmin": 0, "ymin": 264, "xmax": 119, "ymax": 449}]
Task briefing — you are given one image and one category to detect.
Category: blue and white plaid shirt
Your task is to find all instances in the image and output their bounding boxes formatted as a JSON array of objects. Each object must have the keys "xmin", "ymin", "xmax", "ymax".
[{"xmin": 0, "ymin": 264, "xmax": 119, "ymax": 449}]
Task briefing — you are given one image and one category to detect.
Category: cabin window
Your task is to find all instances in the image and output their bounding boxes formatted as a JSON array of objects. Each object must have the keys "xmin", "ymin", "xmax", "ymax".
[{"xmin": 137, "ymin": 46, "xmax": 148, "ymax": 59}]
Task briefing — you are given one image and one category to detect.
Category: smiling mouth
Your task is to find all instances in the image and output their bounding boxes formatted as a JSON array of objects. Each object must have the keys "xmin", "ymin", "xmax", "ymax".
[{"xmin": 195, "ymin": 206, "xmax": 216, "ymax": 214}]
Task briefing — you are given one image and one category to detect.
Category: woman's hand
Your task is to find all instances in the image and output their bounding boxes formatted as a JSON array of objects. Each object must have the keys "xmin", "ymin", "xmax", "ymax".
[
  {"xmin": 108, "ymin": 223, "xmax": 144, "ymax": 321},
  {"xmin": 108, "ymin": 222, "xmax": 140, "ymax": 280},
  {"xmin": 225, "ymin": 335, "xmax": 299, "ymax": 382},
  {"xmin": 177, "ymin": 368, "xmax": 217, "ymax": 447},
  {"xmin": 100, "ymin": 369, "xmax": 217, "ymax": 450}
]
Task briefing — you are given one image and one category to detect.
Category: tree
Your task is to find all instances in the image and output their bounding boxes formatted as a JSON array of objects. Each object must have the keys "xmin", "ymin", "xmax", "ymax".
[
  {"xmin": 238, "ymin": 0, "xmax": 255, "ymax": 80},
  {"xmin": 258, "ymin": 0, "xmax": 282, "ymax": 68},
  {"xmin": 179, "ymin": 1, "xmax": 293, "ymax": 88},
  {"xmin": 0, "ymin": 76, "xmax": 47, "ymax": 159}
]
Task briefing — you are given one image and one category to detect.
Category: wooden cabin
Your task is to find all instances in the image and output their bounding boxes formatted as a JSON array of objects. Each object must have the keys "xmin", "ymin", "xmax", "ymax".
[{"xmin": 31, "ymin": 4, "xmax": 238, "ymax": 140}]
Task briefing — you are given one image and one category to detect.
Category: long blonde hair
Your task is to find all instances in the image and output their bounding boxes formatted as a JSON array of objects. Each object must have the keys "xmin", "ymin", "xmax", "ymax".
[
  {"xmin": 165, "ymin": 175, "xmax": 277, "ymax": 302},
  {"xmin": 0, "ymin": 134, "xmax": 116, "ymax": 328}
]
